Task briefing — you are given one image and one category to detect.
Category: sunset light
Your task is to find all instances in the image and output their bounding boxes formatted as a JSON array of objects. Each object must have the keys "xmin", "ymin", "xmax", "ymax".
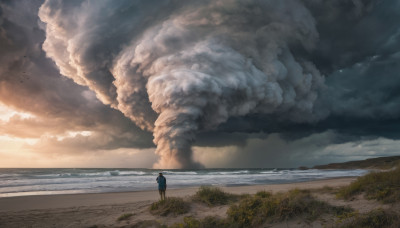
[{"xmin": 1, "ymin": 1, "xmax": 400, "ymax": 226}]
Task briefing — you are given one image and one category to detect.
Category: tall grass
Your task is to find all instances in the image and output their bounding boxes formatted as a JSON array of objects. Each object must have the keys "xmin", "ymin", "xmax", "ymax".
[
  {"xmin": 192, "ymin": 186, "xmax": 238, "ymax": 206},
  {"xmin": 173, "ymin": 189, "xmax": 351, "ymax": 228},
  {"xmin": 150, "ymin": 197, "xmax": 190, "ymax": 216},
  {"xmin": 338, "ymin": 208, "xmax": 400, "ymax": 228},
  {"xmin": 227, "ymin": 189, "xmax": 352, "ymax": 227},
  {"xmin": 337, "ymin": 167, "xmax": 400, "ymax": 203},
  {"xmin": 170, "ymin": 216, "xmax": 229, "ymax": 228},
  {"xmin": 117, "ymin": 213, "xmax": 133, "ymax": 221},
  {"xmin": 131, "ymin": 220, "xmax": 167, "ymax": 228}
]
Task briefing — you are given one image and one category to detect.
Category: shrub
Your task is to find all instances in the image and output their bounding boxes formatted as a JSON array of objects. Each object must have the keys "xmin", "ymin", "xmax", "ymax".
[
  {"xmin": 131, "ymin": 220, "xmax": 167, "ymax": 228},
  {"xmin": 150, "ymin": 197, "xmax": 190, "ymax": 216},
  {"xmin": 227, "ymin": 189, "xmax": 352, "ymax": 227},
  {"xmin": 170, "ymin": 216, "xmax": 229, "ymax": 228},
  {"xmin": 336, "ymin": 210, "xmax": 359, "ymax": 223},
  {"xmin": 339, "ymin": 208, "xmax": 400, "ymax": 228},
  {"xmin": 193, "ymin": 186, "xmax": 238, "ymax": 206},
  {"xmin": 117, "ymin": 213, "xmax": 133, "ymax": 221},
  {"xmin": 337, "ymin": 167, "xmax": 400, "ymax": 203},
  {"xmin": 255, "ymin": 190, "xmax": 272, "ymax": 198}
]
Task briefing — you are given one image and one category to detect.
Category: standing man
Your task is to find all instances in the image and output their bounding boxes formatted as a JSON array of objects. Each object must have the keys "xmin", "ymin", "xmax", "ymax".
[{"xmin": 156, "ymin": 172, "xmax": 167, "ymax": 200}]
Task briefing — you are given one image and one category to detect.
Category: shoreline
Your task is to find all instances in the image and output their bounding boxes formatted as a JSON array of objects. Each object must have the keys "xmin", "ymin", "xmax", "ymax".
[{"xmin": 0, "ymin": 176, "xmax": 356, "ymax": 212}]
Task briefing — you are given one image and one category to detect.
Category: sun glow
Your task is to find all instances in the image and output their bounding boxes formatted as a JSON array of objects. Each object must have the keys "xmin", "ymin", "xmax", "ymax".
[
  {"xmin": 0, "ymin": 103, "xmax": 35, "ymax": 121},
  {"xmin": 67, "ymin": 131, "xmax": 92, "ymax": 137}
]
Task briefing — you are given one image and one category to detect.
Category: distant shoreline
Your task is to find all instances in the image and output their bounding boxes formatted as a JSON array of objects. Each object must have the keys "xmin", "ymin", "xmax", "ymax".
[{"xmin": 312, "ymin": 155, "xmax": 400, "ymax": 170}]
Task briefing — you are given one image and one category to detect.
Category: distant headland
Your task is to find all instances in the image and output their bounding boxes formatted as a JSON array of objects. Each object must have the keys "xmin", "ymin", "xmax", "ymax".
[{"xmin": 312, "ymin": 155, "xmax": 400, "ymax": 170}]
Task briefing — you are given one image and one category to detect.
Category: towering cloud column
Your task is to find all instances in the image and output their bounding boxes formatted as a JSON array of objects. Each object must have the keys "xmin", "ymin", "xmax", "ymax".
[{"xmin": 39, "ymin": 0, "xmax": 324, "ymax": 168}]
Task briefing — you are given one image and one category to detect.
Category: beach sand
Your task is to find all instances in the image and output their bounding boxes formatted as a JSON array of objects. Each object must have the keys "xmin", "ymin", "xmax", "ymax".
[{"xmin": 0, "ymin": 177, "xmax": 384, "ymax": 228}]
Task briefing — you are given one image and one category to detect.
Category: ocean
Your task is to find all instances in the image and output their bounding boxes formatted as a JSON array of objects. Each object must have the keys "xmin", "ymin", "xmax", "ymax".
[{"xmin": 0, "ymin": 168, "xmax": 368, "ymax": 197}]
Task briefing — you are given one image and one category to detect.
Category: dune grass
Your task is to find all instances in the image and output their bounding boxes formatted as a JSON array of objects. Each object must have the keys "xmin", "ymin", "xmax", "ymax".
[
  {"xmin": 131, "ymin": 220, "xmax": 167, "ymax": 228},
  {"xmin": 192, "ymin": 186, "xmax": 239, "ymax": 206},
  {"xmin": 148, "ymin": 186, "xmax": 400, "ymax": 228},
  {"xmin": 227, "ymin": 189, "xmax": 352, "ymax": 227},
  {"xmin": 172, "ymin": 189, "xmax": 352, "ymax": 228},
  {"xmin": 117, "ymin": 213, "xmax": 133, "ymax": 221},
  {"xmin": 150, "ymin": 197, "xmax": 190, "ymax": 216},
  {"xmin": 338, "ymin": 208, "xmax": 400, "ymax": 228},
  {"xmin": 336, "ymin": 167, "xmax": 400, "ymax": 203},
  {"xmin": 254, "ymin": 190, "xmax": 272, "ymax": 198},
  {"xmin": 170, "ymin": 216, "xmax": 229, "ymax": 228}
]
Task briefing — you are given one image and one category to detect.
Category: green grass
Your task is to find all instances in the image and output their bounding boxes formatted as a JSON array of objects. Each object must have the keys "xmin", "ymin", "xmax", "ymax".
[
  {"xmin": 150, "ymin": 197, "xmax": 190, "ymax": 216},
  {"xmin": 315, "ymin": 185, "xmax": 336, "ymax": 194},
  {"xmin": 117, "ymin": 213, "xmax": 133, "ymax": 221},
  {"xmin": 336, "ymin": 167, "xmax": 400, "ymax": 203},
  {"xmin": 227, "ymin": 189, "xmax": 352, "ymax": 227},
  {"xmin": 338, "ymin": 208, "xmax": 400, "ymax": 228},
  {"xmin": 192, "ymin": 186, "xmax": 238, "ymax": 206},
  {"xmin": 173, "ymin": 189, "xmax": 352, "ymax": 228},
  {"xmin": 254, "ymin": 190, "xmax": 272, "ymax": 198}
]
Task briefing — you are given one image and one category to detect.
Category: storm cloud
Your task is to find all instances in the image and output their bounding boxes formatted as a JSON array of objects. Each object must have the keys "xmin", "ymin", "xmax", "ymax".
[
  {"xmin": 1, "ymin": 0, "xmax": 400, "ymax": 168},
  {"xmin": 0, "ymin": 0, "xmax": 153, "ymax": 152},
  {"xmin": 39, "ymin": 0, "xmax": 326, "ymax": 168}
]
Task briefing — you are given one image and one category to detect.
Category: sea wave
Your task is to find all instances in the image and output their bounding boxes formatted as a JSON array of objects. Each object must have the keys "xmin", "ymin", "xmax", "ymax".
[
  {"xmin": 160, "ymin": 171, "xmax": 198, "ymax": 175},
  {"xmin": 209, "ymin": 170, "xmax": 250, "ymax": 175},
  {"xmin": 27, "ymin": 170, "xmax": 150, "ymax": 179},
  {"xmin": 0, "ymin": 168, "xmax": 369, "ymax": 198}
]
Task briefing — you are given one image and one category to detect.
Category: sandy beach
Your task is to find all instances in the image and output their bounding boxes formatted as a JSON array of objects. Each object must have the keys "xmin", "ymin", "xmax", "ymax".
[{"xmin": 0, "ymin": 177, "xmax": 360, "ymax": 228}]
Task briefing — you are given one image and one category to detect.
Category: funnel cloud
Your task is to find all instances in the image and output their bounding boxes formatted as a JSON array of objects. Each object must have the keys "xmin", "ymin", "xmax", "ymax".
[
  {"xmin": 39, "ymin": 0, "xmax": 326, "ymax": 168},
  {"xmin": 0, "ymin": 0, "xmax": 389, "ymax": 168}
]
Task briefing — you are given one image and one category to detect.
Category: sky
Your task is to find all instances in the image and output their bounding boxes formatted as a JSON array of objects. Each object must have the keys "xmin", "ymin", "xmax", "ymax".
[{"xmin": 1, "ymin": 0, "xmax": 400, "ymax": 168}]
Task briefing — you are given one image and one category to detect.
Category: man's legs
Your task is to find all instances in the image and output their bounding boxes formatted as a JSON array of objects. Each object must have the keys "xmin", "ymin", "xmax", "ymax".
[
  {"xmin": 159, "ymin": 189, "xmax": 163, "ymax": 200},
  {"xmin": 162, "ymin": 190, "xmax": 166, "ymax": 200}
]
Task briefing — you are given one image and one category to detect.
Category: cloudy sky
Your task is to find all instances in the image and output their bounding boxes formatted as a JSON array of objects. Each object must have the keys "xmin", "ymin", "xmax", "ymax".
[{"xmin": 1, "ymin": 0, "xmax": 400, "ymax": 168}]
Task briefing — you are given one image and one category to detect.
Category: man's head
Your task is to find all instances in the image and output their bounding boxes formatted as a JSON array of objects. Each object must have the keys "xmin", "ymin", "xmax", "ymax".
[{"xmin": 159, "ymin": 172, "xmax": 163, "ymax": 176}]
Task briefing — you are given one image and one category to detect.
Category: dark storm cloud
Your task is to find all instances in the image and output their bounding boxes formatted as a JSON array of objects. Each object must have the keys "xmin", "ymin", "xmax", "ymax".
[
  {"xmin": 300, "ymin": 0, "xmax": 400, "ymax": 73},
  {"xmin": 1, "ymin": 0, "xmax": 400, "ymax": 168},
  {"xmin": 322, "ymin": 53, "xmax": 400, "ymax": 120},
  {"xmin": 202, "ymin": 0, "xmax": 400, "ymax": 146},
  {"xmin": 0, "ymin": 0, "xmax": 154, "ymax": 150},
  {"xmin": 39, "ymin": 0, "xmax": 326, "ymax": 168}
]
